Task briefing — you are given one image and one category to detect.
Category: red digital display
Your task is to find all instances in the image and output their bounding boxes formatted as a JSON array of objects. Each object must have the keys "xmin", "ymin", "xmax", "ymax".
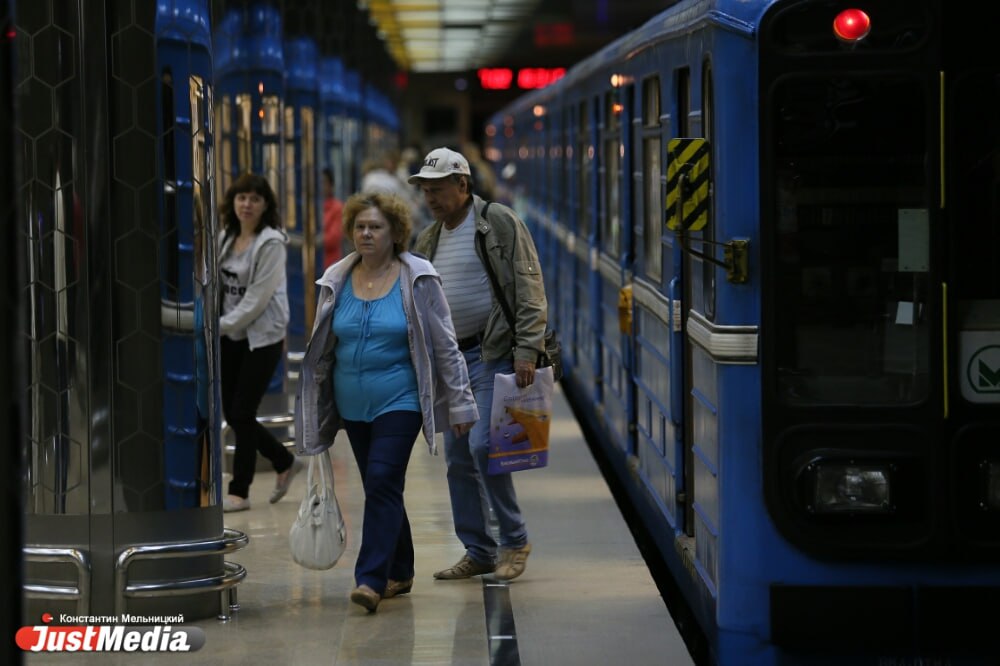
[
  {"xmin": 478, "ymin": 68, "xmax": 515, "ymax": 90},
  {"xmin": 517, "ymin": 68, "xmax": 566, "ymax": 90},
  {"xmin": 477, "ymin": 67, "xmax": 566, "ymax": 91}
]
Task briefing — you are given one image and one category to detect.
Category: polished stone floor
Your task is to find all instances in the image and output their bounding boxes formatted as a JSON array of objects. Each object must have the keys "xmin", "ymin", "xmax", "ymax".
[{"xmin": 25, "ymin": 384, "xmax": 693, "ymax": 665}]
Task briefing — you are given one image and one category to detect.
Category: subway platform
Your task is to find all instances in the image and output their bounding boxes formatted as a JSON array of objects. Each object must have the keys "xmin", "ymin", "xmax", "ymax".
[{"xmin": 24, "ymin": 384, "xmax": 693, "ymax": 666}]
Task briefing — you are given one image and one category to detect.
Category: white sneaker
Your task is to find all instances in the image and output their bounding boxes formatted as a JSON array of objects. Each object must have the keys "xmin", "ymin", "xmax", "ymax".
[
  {"xmin": 223, "ymin": 495, "xmax": 250, "ymax": 512},
  {"xmin": 269, "ymin": 456, "xmax": 305, "ymax": 504}
]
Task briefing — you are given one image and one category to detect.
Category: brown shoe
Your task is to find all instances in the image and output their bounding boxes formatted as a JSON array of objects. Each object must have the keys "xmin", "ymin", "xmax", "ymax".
[
  {"xmin": 433, "ymin": 555, "xmax": 496, "ymax": 580},
  {"xmin": 494, "ymin": 543, "xmax": 531, "ymax": 581},
  {"xmin": 384, "ymin": 578, "xmax": 413, "ymax": 599},
  {"xmin": 349, "ymin": 584, "xmax": 380, "ymax": 612}
]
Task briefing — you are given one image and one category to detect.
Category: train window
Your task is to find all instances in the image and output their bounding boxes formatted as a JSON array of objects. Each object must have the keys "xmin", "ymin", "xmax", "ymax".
[
  {"xmin": 561, "ymin": 108, "xmax": 570, "ymax": 229},
  {"xmin": 577, "ymin": 100, "xmax": 591, "ymax": 238},
  {"xmin": 235, "ymin": 93, "xmax": 252, "ymax": 174},
  {"xmin": 642, "ymin": 76, "xmax": 662, "ymax": 283},
  {"xmin": 549, "ymin": 121, "xmax": 561, "ymax": 214},
  {"xmin": 217, "ymin": 95, "xmax": 232, "ymax": 195},
  {"xmin": 701, "ymin": 63, "xmax": 716, "ymax": 321},
  {"xmin": 284, "ymin": 105, "xmax": 296, "ymax": 231},
  {"xmin": 261, "ymin": 95, "xmax": 280, "ymax": 194},
  {"xmin": 676, "ymin": 68, "xmax": 689, "ymax": 137},
  {"xmin": 301, "ymin": 106, "xmax": 316, "ymax": 330},
  {"xmin": 603, "ymin": 92, "xmax": 621, "ymax": 256},
  {"xmin": 770, "ymin": 75, "xmax": 929, "ymax": 406}
]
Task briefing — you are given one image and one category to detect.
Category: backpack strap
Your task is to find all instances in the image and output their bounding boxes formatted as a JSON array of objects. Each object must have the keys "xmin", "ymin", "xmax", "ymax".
[{"xmin": 475, "ymin": 201, "xmax": 517, "ymax": 335}]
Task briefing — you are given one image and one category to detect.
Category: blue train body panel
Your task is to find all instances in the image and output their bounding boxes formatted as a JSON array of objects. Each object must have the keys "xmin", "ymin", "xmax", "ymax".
[{"xmin": 487, "ymin": 0, "xmax": 1000, "ymax": 662}]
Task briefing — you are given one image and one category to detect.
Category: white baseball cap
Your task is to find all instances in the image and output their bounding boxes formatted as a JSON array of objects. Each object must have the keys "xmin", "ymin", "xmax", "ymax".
[{"xmin": 407, "ymin": 147, "xmax": 471, "ymax": 184}]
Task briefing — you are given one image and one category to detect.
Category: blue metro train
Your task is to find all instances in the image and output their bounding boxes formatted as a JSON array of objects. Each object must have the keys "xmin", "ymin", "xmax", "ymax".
[
  {"xmin": 154, "ymin": 0, "xmax": 399, "ymax": 509},
  {"xmin": 487, "ymin": 0, "xmax": 1000, "ymax": 663}
]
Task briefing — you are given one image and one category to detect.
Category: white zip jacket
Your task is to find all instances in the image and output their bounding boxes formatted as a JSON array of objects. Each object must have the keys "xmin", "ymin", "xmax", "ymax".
[
  {"xmin": 294, "ymin": 251, "xmax": 478, "ymax": 455},
  {"xmin": 218, "ymin": 226, "xmax": 289, "ymax": 349}
]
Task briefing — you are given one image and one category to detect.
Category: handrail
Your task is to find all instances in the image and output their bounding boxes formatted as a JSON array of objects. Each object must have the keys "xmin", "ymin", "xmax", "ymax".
[
  {"xmin": 222, "ymin": 414, "xmax": 295, "ymax": 453},
  {"xmin": 23, "ymin": 546, "xmax": 91, "ymax": 615},
  {"xmin": 115, "ymin": 527, "xmax": 249, "ymax": 620}
]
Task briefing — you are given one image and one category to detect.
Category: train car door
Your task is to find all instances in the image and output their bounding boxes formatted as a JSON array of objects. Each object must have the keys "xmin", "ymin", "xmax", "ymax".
[
  {"xmin": 675, "ymin": 66, "xmax": 698, "ymax": 535},
  {"xmin": 631, "ymin": 72, "xmax": 687, "ymax": 535},
  {"xmin": 597, "ymin": 84, "xmax": 632, "ymax": 452},
  {"xmin": 673, "ymin": 65, "xmax": 717, "ymax": 539}
]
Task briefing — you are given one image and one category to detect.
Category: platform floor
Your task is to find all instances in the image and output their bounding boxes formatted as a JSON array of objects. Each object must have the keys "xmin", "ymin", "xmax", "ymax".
[{"xmin": 26, "ymin": 384, "xmax": 694, "ymax": 665}]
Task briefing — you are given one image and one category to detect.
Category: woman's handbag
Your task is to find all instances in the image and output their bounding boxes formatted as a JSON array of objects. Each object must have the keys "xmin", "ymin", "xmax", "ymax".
[{"xmin": 289, "ymin": 450, "xmax": 346, "ymax": 570}]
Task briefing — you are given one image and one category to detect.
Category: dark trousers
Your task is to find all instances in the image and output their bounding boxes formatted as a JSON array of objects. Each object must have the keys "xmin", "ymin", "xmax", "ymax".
[
  {"xmin": 343, "ymin": 410, "xmax": 422, "ymax": 594},
  {"xmin": 221, "ymin": 336, "xmax": 293, "ymax": 499}
]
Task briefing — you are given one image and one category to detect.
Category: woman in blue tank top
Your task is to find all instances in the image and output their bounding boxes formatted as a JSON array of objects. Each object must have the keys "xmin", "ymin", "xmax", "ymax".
[{"xmin": 304, "ymin": 191, "xmax": 477, "ymax": 613}]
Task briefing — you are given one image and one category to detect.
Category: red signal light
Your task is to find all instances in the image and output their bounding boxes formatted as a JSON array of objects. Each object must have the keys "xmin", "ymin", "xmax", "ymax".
[{"xmin": 833, "ymin": 8, "xmax": 871, "ymax": 43}]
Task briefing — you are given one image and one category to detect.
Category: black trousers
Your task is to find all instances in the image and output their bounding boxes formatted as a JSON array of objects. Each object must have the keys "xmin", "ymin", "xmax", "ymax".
[{"xmin": 221, "ymin": 336, "xmax": 293, "ymax": 498}]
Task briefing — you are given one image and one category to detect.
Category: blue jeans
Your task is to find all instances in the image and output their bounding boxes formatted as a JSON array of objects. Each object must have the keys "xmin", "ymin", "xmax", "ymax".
[
  {"xmin": 444, "ymin": 349, "xmax": 528, "ymax": 564},
  {"xmin": 344, "ymin": 410, "xmax": 422, "ymax": 594}
]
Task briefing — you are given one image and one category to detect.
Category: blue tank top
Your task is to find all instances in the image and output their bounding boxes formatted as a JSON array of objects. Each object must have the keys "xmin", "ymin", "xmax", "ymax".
[{"xmin": 332, "ymin": 275, "xmax": 420, "ymax": 421}]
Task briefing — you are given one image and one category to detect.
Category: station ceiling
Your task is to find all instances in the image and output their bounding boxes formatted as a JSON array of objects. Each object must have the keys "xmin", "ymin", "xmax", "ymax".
[{"xmin": 361, "ymin": 0, "xmax": 672, "ymax": 72}]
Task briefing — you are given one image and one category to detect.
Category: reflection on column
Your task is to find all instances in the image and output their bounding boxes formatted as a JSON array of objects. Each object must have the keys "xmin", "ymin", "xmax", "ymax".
[
  {"xmin": 19, "ymin": 0, "xmax": 240, "ymax": 620},
  {"xmin": 25, "ymin": 56, "xmax": 88, "ymax": 517}
]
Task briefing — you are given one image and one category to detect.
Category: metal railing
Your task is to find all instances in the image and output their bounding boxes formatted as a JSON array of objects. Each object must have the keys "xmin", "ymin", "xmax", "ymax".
[
  {"xmin": 114, "ymin": 527, "xmax": 249, "ymax": 621},
  {"xmin": 23, "ymin": 546, "xmax": 91, "ymax": 615}
]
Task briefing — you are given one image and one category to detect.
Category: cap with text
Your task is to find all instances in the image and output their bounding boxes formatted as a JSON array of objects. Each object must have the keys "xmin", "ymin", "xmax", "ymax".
[{"xmin": 407, "ymin": 147, "xmax": 471, "ymax": 184}]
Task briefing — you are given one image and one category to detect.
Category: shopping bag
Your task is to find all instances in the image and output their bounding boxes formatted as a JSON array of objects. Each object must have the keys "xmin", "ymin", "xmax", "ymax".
[
  {"xmin": 289, "ymin": 450, "xmax": 347, "ymax": 570},
  {"xmin": 487, "ymin": 366, "xmax": 553, "ymax": 474}
]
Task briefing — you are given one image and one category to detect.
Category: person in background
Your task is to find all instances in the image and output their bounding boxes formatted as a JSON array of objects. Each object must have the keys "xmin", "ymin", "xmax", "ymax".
[
  {"xmin": 322, "ymin": 167, "xmax": 345, "ymax": 269},
  {"xmin": 361, "ymin": 152, "xmax": 431, "ymax": 244},
  {"xmin": 218, "ymin": 173, "xmax": 303, "ymax": 512},
  {"xmin": 295, "ymin": 191, "xmax": 478, "ymax": 613},
  {"xmin": 461, "ymin": 142, "xmax": 497, "ymax": 202},
  {"xmin": 360, "ymin": 152, "xmax": 413, "ymax": 202},
  {"xmin": 410, "ymin": 147, "xmax": 548, "ymax": 582}
]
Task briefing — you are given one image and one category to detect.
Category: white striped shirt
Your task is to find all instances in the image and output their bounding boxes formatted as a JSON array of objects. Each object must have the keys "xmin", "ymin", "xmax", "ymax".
[{"xmin": 433, "ymin": 208, "xmax": 492, "ymax": 339}]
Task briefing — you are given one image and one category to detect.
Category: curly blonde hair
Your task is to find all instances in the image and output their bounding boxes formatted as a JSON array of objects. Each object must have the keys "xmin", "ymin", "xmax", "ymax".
[{"xmin": 343, "ymin": 191, "xmax": 413, "ymax": 255}]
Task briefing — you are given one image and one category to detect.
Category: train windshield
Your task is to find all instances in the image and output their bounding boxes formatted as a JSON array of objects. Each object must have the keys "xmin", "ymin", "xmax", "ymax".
[{"xmin": 771, "ymin": 75, "xmax": 930, "ymax": 406}]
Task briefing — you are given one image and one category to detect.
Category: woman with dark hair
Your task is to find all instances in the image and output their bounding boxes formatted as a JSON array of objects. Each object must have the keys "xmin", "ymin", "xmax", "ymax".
[
  {"xmin": 296, "ymin": 190, "xmax": 477, "ymax": 612},
  {"xmin": 218, "ymin": 173, "xmax": 301, "ymax": 512}
]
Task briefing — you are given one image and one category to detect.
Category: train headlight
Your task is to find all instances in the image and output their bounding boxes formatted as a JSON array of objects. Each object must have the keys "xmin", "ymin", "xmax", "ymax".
[
  {"xmin": 808, "ymin": 461, "xmax": 894, "ymax": 514},
  {"xmin": 833, "ymin": 9, "xmax": 871, "ymax": 43}
]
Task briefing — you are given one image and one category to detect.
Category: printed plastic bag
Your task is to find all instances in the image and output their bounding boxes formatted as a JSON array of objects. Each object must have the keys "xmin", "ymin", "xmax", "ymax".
[
  {"xmin": 289, "ymin": 450, "xmax": 346, "ymax": 570},
  {"xmin": 487, "ymin": 366, "xmax": 553, "ymax": 474}
]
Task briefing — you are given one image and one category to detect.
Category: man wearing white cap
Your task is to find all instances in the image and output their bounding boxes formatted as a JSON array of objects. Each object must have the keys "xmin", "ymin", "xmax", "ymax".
[{"xmin": 410, "ymin": 147, "xmax": 547, "ymax": 581}]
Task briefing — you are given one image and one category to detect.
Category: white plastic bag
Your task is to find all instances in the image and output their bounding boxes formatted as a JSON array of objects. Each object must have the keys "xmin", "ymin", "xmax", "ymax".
[
  {"xmin": 487, "ymin": 366, "xmax": 553, "ymax": 474},
  {"xmin": 289, "ymin": 450, "xmax": 346, "ymax": 570}
]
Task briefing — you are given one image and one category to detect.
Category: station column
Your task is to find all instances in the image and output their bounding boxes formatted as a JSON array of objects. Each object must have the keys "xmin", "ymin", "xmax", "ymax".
[{"xmin": 15, "ymin": 0, "xmax": 245, "ymax": 621}]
